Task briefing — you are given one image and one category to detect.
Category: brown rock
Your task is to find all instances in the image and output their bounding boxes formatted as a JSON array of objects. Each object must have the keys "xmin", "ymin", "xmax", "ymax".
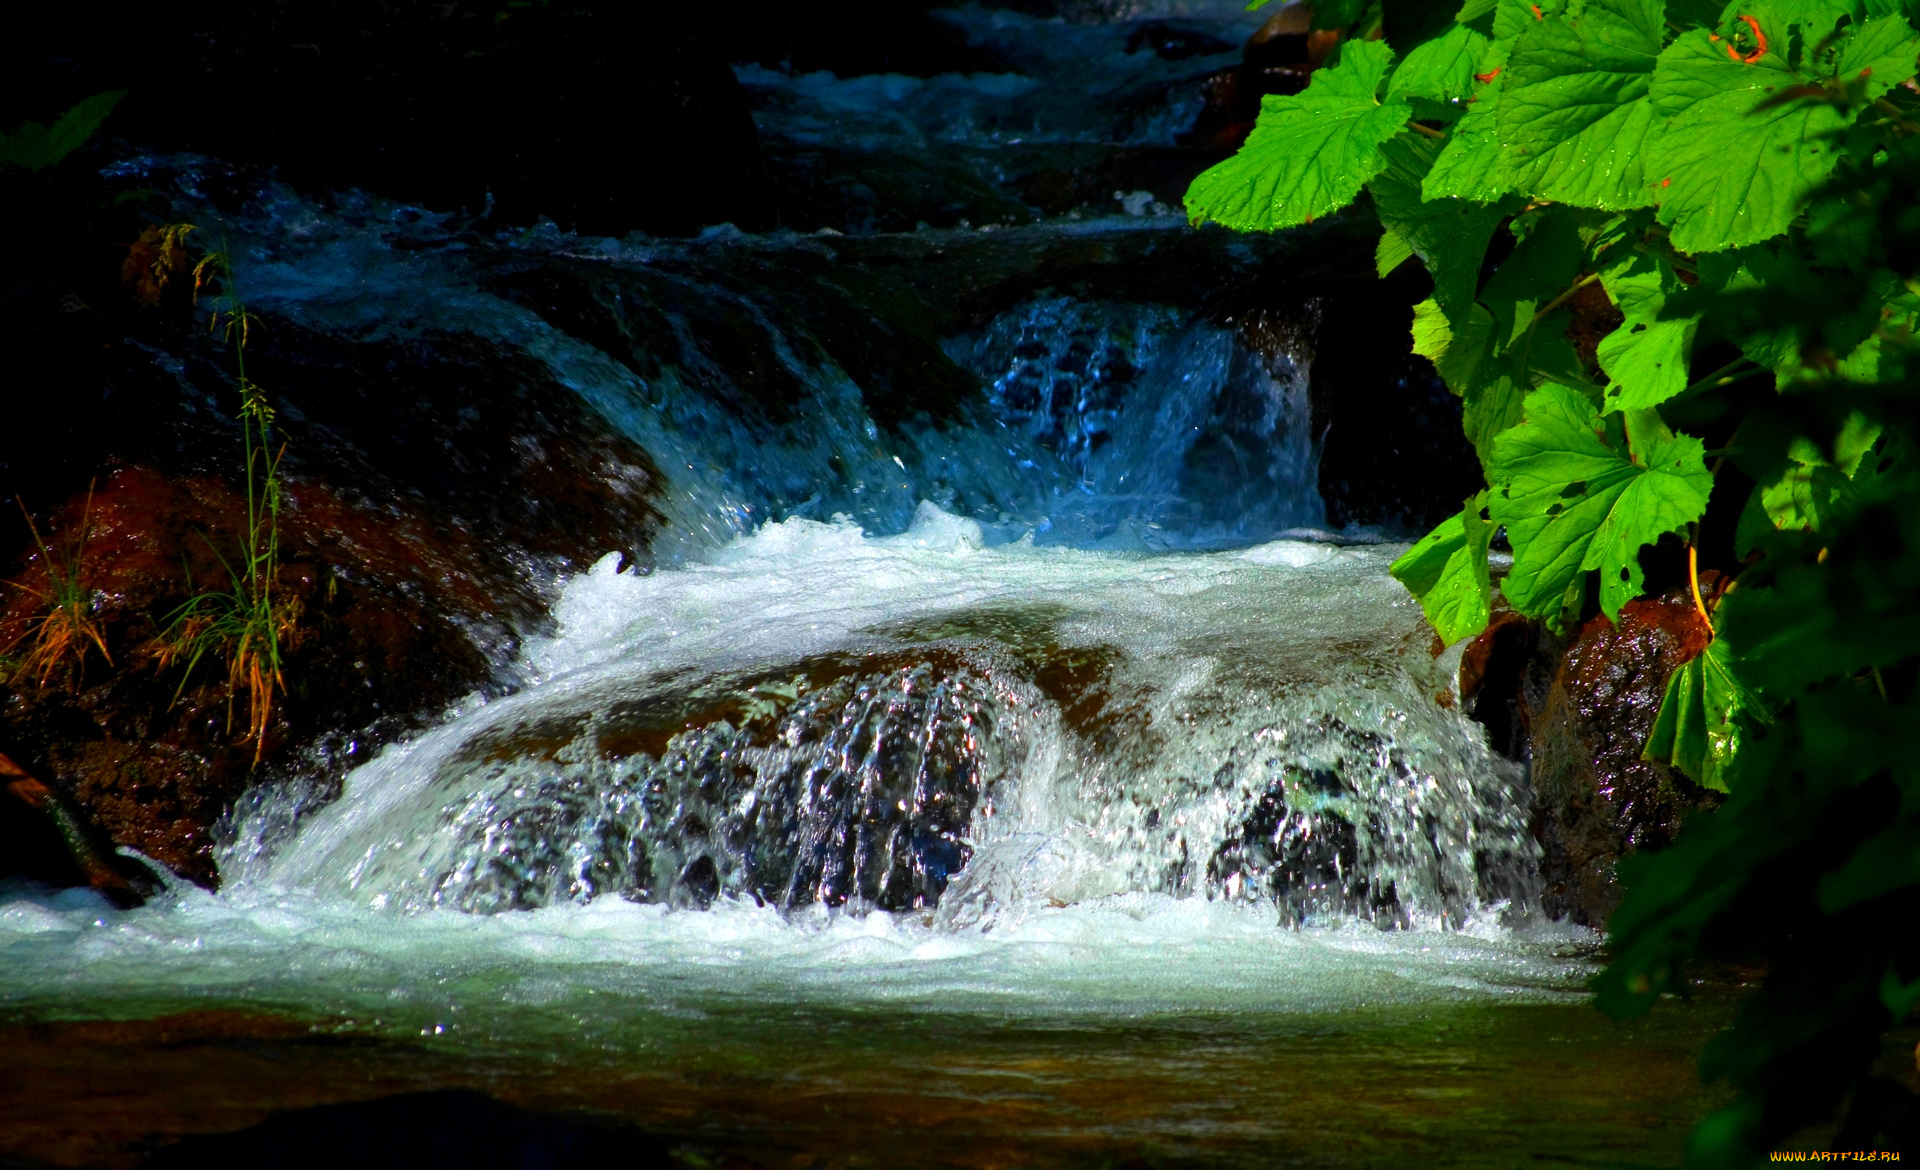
[
  {"xmin": 1525, "ymin": 588, "xmax": 1719, "ymax": 926},
  {"xmin": 1184, "ymin": 2, "xmax": 1335, "ymax": 152},
  {"xmin": 1, "ymin": 426, "xmax": 661, "ymax": 884}
]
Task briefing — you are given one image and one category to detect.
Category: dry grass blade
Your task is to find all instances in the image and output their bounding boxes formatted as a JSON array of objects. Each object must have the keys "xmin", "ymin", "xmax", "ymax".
[
  {"xmin": 1, "ymin": 486, "xmax": 111, "ymax": 691},
  {"xmin": 152, "ymin": 242, "xmax": 299, "ymax": 764}
]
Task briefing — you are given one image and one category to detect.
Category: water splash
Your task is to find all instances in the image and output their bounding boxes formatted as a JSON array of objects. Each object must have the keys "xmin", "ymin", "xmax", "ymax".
[{"xmin": 261, "ymin": 508, "xmax": 1532, "ymax": 932}]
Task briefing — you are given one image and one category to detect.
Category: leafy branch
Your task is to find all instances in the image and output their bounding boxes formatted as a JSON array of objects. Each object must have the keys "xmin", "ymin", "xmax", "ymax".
[{"xmin": 1188, "ymin": 0, "xmax": 1920, "ymax": 1160}]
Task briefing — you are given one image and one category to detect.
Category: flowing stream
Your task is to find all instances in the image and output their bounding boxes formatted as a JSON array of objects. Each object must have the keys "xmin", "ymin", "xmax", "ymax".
[{"xmin": 0, "ymin": 4, "xmax": 1728, "ymax": 1165}]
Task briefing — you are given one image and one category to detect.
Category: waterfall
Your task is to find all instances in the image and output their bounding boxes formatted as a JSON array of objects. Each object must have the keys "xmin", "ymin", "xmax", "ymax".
[{"xmin": 259, "ymin": 508, "xmax": 1535, "ymax": 931}]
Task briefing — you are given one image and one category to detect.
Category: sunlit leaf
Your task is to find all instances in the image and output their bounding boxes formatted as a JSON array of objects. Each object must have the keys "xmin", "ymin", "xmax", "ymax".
[
  {"xmin": 1185, "ymin": 41, "xmax": 1410, "ymax": 231},
  {"xmin": 1490, "ymin": 385, "xmax": 1713, "ymax": 620},
  {"xmin": 1389, "ymin": 491, "xmax": 1495, "ymax": 643}
]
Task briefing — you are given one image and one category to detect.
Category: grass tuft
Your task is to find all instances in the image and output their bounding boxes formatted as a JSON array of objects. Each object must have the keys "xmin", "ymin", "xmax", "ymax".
[
  {"xmin": 150, "ymin": 239, "xmax": 299, "ymax": 763},
  {"xmin": 2, "ymin": 485, "xmax": 112, "ymax": 691}
]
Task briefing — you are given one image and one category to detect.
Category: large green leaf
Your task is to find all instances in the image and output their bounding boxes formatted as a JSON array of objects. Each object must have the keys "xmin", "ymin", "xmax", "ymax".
[
  {"xmin": 1646, "ymin": 10, "xmax": 1920, "ymax": 251},
  {"xmin": 1717, "ymin": 435, "xmax": 1920, "ymax": 697},
  {"xmin": 1497, "ymin": 0, "xmax": 1665, "ymax": 208},
  {"xmin": 1376, "ymin": 226, "xmax": 1416, "ymax": 275},
  {"xmin": 1479, "ymin": 204, "xmax": 1590, "ymax": 350},
  {"xmin": 1750, "ymin": 413, "xmax": 1885, "ymax": 536},
  {"xmin": 1596, "ymin": 251, "xmax": 1700, "ymax": 408},
  {"xmin": 1371, "ymin": 133, "xmax": 1509, "ymax": 330},
  {"xmin": 1495, "ymin": 0, "xmax": 1562, "ymax": 40},
  {"xmin": 1423, "ymin": 40, "xmax": 1514, "ymax": 201},
  {"xmin": 1414, "ymin": 294, "xmax": 1589, "ymax": 473},
  {"xmin": 1828, "ymin": 11, "xmax": 1920, "ymax": 97},
  {"xmin": 0, "ymin": 90, "xmax": 125, "ymax": 173},
  {"xmin": 1490, "ymin": 385, "xmax": 1714, "ymax": 620},
  {"xmin": 1185, "ymin": 41, "xmax": 1411, "ymax": 232},
  {"xmin": 1391, "ymin": 23, "xmax": 1492, "ymax": 105},
  {"xmin": 1644, "ymin": 637, "xmax": 1764, "ymax": 792},
  {"xmin": 1389, "ymin": 491, "xmax": 1496, "ymax": 643}
]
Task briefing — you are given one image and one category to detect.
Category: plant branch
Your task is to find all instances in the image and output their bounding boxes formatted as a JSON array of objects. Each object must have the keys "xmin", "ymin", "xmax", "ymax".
[
  {"xmin": 1528, "ymin": 272, "xmax": 1601, "ymax": 328},
  {"xmin": 1874, "ymin": 97, "xmax": 1920, "ymax": 134},
  {"xmin": 1676, "ymin": 357, "xmax": 1763, "ymax": 400}
]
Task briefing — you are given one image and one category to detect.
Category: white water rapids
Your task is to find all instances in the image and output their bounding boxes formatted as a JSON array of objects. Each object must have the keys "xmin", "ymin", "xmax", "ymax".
[{"xmin": 0, "ymin": 506, "xmax": 1594, "ymax": 1038}]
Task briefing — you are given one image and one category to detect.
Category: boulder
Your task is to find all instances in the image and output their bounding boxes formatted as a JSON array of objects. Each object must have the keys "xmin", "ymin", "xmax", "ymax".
[
  {"xmin": 1460, "ymin": 587, "xmax": 1722, "ymax": 926},
  {"xmin": 1, "ymin": 273, "xmax": 665, "ymax": 883},
  {"xmin": 1184, "ymin": 2, "xmax": 1336, "ymax": 152}
]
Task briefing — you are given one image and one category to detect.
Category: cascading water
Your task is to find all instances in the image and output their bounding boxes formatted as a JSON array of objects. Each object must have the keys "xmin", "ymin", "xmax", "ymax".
[
  {"xmin": 11, "ymin": 0, "xmax": 1554, "ymax": 984},
  {"xmin": 258, "ymin": 507, "xmax": 1534, "ymax": 933},
  {"xmin": 0, "ymin": 4, "xmax": 1721, "ymax": 1164}
]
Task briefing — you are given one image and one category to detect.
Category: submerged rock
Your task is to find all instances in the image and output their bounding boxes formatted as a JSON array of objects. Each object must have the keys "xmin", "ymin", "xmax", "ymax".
[{"xmin": 367, "ymin": 654, "xmax": 1006, "ymax": 913}]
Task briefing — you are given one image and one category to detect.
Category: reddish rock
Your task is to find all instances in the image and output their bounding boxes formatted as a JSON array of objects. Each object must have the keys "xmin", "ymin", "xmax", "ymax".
[
  {"xmin": 1184, "ymin": 3, "xmax": 1335, "ymax": 152},
  {"xmin": 1525, "ymin": 588, "xmax": 1720, "ymax": 926},
  {"xmin": 1, "ymin": 378, "xmax": 664, "ymax": 884}
]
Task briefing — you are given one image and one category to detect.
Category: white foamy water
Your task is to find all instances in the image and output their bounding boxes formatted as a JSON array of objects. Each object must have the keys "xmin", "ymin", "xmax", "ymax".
[
  {"xmin": 1, "ymin": 507, "xmax": 1586, "ymax": 1036},
  {"xmin": 0, "ymin": 878, "xmax": 1595, "ymax": 1041}
]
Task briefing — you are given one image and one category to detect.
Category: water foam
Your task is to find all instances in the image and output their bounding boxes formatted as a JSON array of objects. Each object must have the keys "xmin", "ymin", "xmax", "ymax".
[
  {"xmin": 254, "ymin": 506, "xmax": 1533, "ymax": 933},
  {"xmin": 0, "ymin": 508, "xmax": 1583, "ymax": 1040}
]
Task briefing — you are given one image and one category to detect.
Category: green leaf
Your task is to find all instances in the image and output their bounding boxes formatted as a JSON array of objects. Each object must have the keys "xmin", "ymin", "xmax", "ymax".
[
  {"xmin": 1496, "ymin": 0, "xmax": 1560, "ymax": 40},
  {"xmin": 1423, "ymin": 40, "xmax": 1514, "ymax": 201},
  {"xmin": 1185, "ymin": 41, "xmax": 1411, "ymax": 232},
  {"xmin": 1462, "ymin": 359, "xmax": 1532, "ymax": 471},
  {"xmin": 1817, "ymin": 820, "xmax": 1920, "ymax": 912},
  {"xmin": 1754, "ymin": 413, "xmax": 1885, "ymax": 534},
  {"xmin": 1749, "ymin": 0, "xmax": 1859, "ymax": 28},
  {"xmin": 1665, "ymin": 0, "xmax": 1725, "ymax": 25},
  {"xmin": 0, "ymin": 90, "xmax": 125, "ymax": 173},
  {"xmin": 1389, "ymin": 492, "xmax": 1496, "ymax": 643},
  {"xmin": 1480, "ymin": 204, "xmax": 1590, "ymax": 350},
  {"xmin": 1313, "ymin": 0, "xmax": 1375, "ymax": 30},
  {"xmin": 1829, "ymin": 14, "xmax": 1920, "ymax": 98},
  {"xmin": 1391, "ymin": 23, "xmax": 1492, "ymax": 105},
  {"xmin": 1377, "ymin": 226, "xmax": 1416, "ymax": 275},
  {"xmin": 1490, "ymin": 385, "xmax": 1714, "ymax": 620},
  {"xmin": 1734, "ymin": 482, "xmax": 1775, "ymax": 558},
  {"xmin": 1644, "ymin": 637, "xmax": 1764, "ymax": 792},
  {"xmin": 1497, "ymin": 0, "xmax": 1665, "ymax": 208},
  {"xmin": 1596, "ymin": 251, "xmax": 1701, "ymax": 408},
  {"xmin": 1419, "ymin": 293, "xmax": 1589, "ymax": 474},
  {"xmin": 1412, "ymin": 296, "xmax": 1462, "ymax": 373},
  {"xmin": 1647, "ymin": 18, "xmax": 1852, "ymax": 251},
  {"xmin": 1371, "ymin": 133, "xmax": 1510, "ymax": 330}
]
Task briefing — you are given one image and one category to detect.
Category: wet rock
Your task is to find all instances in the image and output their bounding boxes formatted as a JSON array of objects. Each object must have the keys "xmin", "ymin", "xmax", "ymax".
[
  {"xmin": 1238, "ymin": 264, "xmax": 1485, "ymax": 535},
  {"xmin": 418, "ymin": 654, "xmax": 998, "ymax": 914},
  {"xmin": 1458, "ymin": 605, "xmax": 1565, "ymax": 764},
  {"xmin": 1186, "ymin": 65, "xmax": 1311, "ymax": 154},
  {"xmin": 491, "ymin": 257, "xmax": 979, "ymax": 433},
  {"xmin": 0, "ymin": 468, "xmax": 487, "ymax": 882},
  {"xmin": 1521, "ymin": 588, "xmax": 1721, "ymax": 926},
  {"xmin": 0, "ymin": 288, "xmax": 665, "ymax": 883},
  {"xmin": 0, "ymin": 751, "xmax": 158, "ymax": 904},
  {"xmin": 1209, "ymin": 769, "xmax": 1398, "ymax": 927},
  {"xmin": 1183, "ymin": 3, "xmax": 1335, "ymax": 152},
  {"xmin": 1126, "ymin": 23, "xmax": 1238, "ymax": 61},
  {"xmin": 1564, "ymin": 278, "xmax": 1627, "ymax": 371}
]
